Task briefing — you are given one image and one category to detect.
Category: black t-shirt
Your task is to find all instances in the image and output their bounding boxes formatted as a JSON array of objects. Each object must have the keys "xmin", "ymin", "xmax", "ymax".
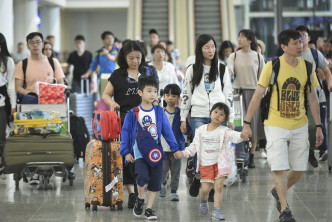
[
  {"xmin": 67, "ymin": 50, "xmax": 93, "ymax": 81},
  {"xmin": 109, "ymin": 68, "xmax": 141, "ymax": 114}
]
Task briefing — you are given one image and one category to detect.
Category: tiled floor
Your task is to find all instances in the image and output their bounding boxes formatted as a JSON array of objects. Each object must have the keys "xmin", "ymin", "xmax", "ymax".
[{"xmin": 1, "ymin": 153, "xmax": 332, "ymax": 222}]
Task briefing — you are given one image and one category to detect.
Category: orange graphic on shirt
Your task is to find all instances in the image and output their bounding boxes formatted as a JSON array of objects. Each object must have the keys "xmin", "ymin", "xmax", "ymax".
[{"xmin": 280, "ymin": 77, "xmax": 301, "ymax": 118}]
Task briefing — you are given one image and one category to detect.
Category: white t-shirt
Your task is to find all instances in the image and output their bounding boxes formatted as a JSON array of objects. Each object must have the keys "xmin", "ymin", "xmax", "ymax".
[
  {"xmin": 161, "ymin": 109, "xmax": 175, "ymax": 152},
  {"xmin": 133, "ymin": 105, "xmax": 159, "ymax": 160},
  {"xmin": 150, "ymin": 61, "xmax": 180, "ymax": 90},
  {"xmin": 200, "ymin": 125, "xmax": 221, "ymax": 166}
]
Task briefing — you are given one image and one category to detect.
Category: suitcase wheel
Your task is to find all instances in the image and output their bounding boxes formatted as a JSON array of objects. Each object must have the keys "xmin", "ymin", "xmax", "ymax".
[
  {"xmin": 117, "ymin": 201, "xmax": 123, "ymax": 211},
  {"xmin": 91, "ymin": 200, "xmax": 99, "ymax": 212},
  {"xmin": 92, "ymin": 205, "xmax": 97, "ymax": 212},
  {"xmin": 85, "ymin": 203, "xmax": 90, "ymax": 210}
]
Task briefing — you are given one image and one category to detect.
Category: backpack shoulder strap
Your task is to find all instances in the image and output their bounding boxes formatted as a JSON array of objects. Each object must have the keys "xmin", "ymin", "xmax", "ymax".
[
  {"xmin": 310, "ymin": 48, "xmax": 319, "ymax": 70},
  {"xmin": 219, "ymin": 63, "xmax": 225, "ymax": 91},
  {"xmin": 257, "ymin": 52, "xmax": 261, "ymax": 76},
  {"xmin": 233, "ymin": 52, "xmax": 237, "ymax": 77},
  {"xmin": 47, "ymin": 57, "xmax": 55, "ymax": 72},
  {"xmin": 304, "ymin": 60, "xmax": 313, "ymax": 115},
  {"xmin": 22, "ymin": 58, "xmax": 28, "ymax": 89},
  {"xmin": 304, "ymin": 60, "xmax": 312, "ymax": 91},
  {"xmin": 271, "ymin": 58, "xmax": 280, "ymax": 85},
  {"xmin": 271, "ymin": 58, "xmax": 280, "ymax": 110},
  {"xmin": 134, "ymin": 107, "xmax": 140, "ymax": 120}
]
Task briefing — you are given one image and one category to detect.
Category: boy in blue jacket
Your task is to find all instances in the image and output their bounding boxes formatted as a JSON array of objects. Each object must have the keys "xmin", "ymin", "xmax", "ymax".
[
  {"xmin": 120, "ymin": 76, "xmax": 181, "ymax": 220},
  {"xmin": 159, "ymin": 84, "xmax": 189, "ymax": 201}
]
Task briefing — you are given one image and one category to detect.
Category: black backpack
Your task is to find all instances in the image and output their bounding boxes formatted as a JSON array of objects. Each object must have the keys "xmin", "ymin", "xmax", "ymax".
[
  {"xmin": 69, "ymin": 115, "xmax": 90, "ymax": 160},
  {"xmin": 260, "ymin": 58, "xmax": 312, "ymax": 123}
]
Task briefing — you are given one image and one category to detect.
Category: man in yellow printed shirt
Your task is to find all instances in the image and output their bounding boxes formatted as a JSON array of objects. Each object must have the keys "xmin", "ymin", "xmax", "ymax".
[{"xmin": 242, "ymin": 29, "xmax": 323, "ymax": 222}]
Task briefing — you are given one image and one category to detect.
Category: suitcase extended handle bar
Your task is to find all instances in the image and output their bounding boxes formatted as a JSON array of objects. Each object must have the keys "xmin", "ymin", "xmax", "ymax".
[{"xmin": 25, "ymin": 162, "xmax": 65, "ymax": 167}]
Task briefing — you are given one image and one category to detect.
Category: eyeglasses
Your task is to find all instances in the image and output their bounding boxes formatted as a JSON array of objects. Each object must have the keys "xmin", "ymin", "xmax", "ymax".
[
  {"xmin": 28, "ymin": 41, "xmax": 42, "ymax": 46},
  {"xmin": 300, "ymin": 34, "xmax": 308, "ymax": 38}
]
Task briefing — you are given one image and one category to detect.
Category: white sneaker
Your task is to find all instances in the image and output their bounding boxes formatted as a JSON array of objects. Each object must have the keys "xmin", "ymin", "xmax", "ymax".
[{"xmin": 259, "ymin": 151, "xmax": 267, "ymax": 159}]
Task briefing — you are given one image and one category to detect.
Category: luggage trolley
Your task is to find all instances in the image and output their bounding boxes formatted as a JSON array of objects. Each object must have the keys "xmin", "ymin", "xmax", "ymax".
[
  {"xmin": 8, "ymin": 90, "xmax": 75, "ymax": 189},
  {"xmin": 233, "ymin": 88, "xmax": 250, "ymax": 183}
]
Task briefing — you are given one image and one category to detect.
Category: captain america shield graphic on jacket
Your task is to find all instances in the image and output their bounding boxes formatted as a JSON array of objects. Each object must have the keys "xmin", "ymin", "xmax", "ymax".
[{"xmin": 149, "ymin": 148, "xmax": 162, "ymax": 163}]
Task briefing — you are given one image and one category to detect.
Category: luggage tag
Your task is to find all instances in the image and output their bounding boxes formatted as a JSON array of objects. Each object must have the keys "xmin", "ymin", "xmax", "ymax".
[{"xmin": 105, "ymin": 176, "xmax": 118, "ymax": 193}]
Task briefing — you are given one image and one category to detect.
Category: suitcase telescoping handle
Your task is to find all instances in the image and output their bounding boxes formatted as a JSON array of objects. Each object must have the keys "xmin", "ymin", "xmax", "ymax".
[{"xmin": 81, "ymin": 78, "xmax": 90, "ymax": 96}]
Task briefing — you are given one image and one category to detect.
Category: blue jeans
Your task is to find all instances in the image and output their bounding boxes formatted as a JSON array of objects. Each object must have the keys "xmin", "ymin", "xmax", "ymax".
[{"xmin": 190, "ymin": 117, "xmax": 210, "ymax": 172}]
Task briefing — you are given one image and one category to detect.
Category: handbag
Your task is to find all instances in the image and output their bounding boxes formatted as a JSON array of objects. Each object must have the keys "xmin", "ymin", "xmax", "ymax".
[
  {"xmin": 36, "ymin": 78, "xmax": 67, "ymax": 104},
  {"xmin": 134, "ymin": 107, "xmax": 165, "ymax": 167}
]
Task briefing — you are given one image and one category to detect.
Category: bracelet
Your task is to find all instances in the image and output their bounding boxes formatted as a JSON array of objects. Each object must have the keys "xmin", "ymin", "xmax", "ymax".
[
  {"xmin": 244, "ymin": 120, "xmax": 251, "ymax": 125},
  {"xmin": 316, "ymin": 124, "xmax": 323, "ymax": 128}
]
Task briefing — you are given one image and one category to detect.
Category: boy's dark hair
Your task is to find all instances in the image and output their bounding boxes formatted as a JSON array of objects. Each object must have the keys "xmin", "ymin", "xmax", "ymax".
[
  {"xmin": 75, "ymin": 35, "xmax": 85, "ymax": 41},
  {"xmin": 151, "ymin": 43, "xmax": 166, "ymax": 54},
  {"xmin": 295, "ymin": 25, "xmax": 311, "ymax": 36},
  {"xmin": 210, "ymin": 102, "xmax": 230, "ymax": 122},
  {"xmin": 164, "ymin": 84, "xmax": 181, "ymax": 96},
  {"xmin": 149, "ymin": 29, "xmax": 159, "ymax": 36},
  {"xmin": 138, "ymin": 76, "xmax": 158, "ymax": 92},
  {"xmin": 101, "ymin": 31, "xmax": 114, "ymax": 40},
  {"xmin": 26, "ymin": 32, "xmax": 43, "ymax": 43},
  {"xmin": 278, "ymin": 29, "xmax": 301, "ymax": 46}
]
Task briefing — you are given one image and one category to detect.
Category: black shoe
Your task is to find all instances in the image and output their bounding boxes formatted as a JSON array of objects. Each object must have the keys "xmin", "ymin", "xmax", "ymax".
[
  {"xmin": 128, "ymin": 193, "xmax": 136, "ymax": 209},
  {"xmin": 271, "ymin": 188, "xmax": 289, "ymax": 213},
  {"xmin": 189, "ymin": 177, "xmax": 200, "ymax": 197},
  {"xmin": 144, "ymin": 208, "xmax": 158, "ymax": 220},
  {"xmin": 248, "ymin": 154, "xmax": 255, "ymax": 168},
  {"xmin": 208, "ymin": 189, "xmax": 214, "ymax": 202},
  {"xmin": 279, "ymin": 207, "xmax": 296, "ymax": 222},
  {"xmin": 308, "ymin": 151, "xmax": 318, "ymax": 168},
  {"xmin": 133, "ymin": 198, "xmax": 144, "ymax": 217}
]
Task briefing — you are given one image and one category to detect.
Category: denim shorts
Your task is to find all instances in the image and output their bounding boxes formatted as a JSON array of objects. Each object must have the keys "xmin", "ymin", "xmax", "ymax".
[{"xmin": 135, "ymin": 158, "xmax": 163, "ymax": 192}]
